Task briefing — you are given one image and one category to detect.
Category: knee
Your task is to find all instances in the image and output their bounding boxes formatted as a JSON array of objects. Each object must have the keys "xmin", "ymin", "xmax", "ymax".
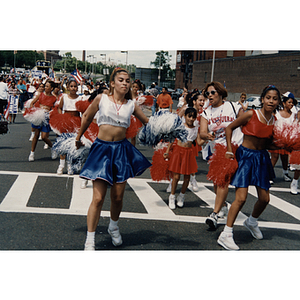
[
  {"xmin": 111, "ymin": 194, "xmax": 123, "ymax": 205},
  {"xmin": 92, "ymin": 195, "xmax": 105, "ymax": 208},
  {"xmin": 258, "ymin": 196, "xmax": 270, "ymax": 205}
]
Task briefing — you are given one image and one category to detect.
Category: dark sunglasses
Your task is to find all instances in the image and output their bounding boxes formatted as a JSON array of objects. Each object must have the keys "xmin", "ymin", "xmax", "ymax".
[{"xmin": 205, "ymin": 90, "xmax": 217, "ymax": 97}]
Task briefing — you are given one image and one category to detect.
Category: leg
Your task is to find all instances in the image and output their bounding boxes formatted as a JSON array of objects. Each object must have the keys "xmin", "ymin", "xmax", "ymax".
[
  {"xmin": 176, "ymin": 174, "xmax": 190, "ymax": 208},
  {"xmin": 270, "ymin": 152, "xmax": 279, "ymax": 167},
  {"xmin": 86, "ymin": 179, "xmax": 108, "ymax": 232},
  {"xmin": 169, "ymin": 173, "xmax": 180, "ymax": 209},
  {"xmin": 206, "ymin": 185, "xmax": 230, "ymax": 230},
  {"xmin": 84, "ymin": 179, "xmax": 108, "ymax": 250},
  {"xmin": 108, "ymin": 181, "xmax": 127, "ymax": 246},
  {"xmin": 41, "ymin": 131, "xmax": 52, "ymax": 148},
  {"xmin": 251, "ymin": 187, "xmax": 270, "ymax": 219},
  {"xmin": 217, "ymin": 187, "xmax": 248, "ymax": 250}
]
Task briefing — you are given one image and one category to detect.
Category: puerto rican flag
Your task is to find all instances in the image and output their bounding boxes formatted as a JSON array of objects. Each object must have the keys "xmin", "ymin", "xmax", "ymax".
[{"xmin": 70, "ymin": 69, "xmax": 83, "ymax": 84}]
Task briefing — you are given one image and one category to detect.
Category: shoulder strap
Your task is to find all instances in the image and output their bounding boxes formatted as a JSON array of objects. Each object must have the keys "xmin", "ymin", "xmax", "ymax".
[{"xmin": 228, "ymin": 101, "xmax": 237, "ymax": 118}]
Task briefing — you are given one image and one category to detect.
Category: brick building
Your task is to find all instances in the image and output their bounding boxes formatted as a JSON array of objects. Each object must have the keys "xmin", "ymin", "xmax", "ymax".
[{"xmin": 175, "ymin": 50, "xmax": 300, "ymax": 97}]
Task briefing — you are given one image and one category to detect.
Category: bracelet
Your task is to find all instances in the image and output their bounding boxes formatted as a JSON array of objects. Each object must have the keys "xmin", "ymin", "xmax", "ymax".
[{"xmin": 226, "ymin": 151, "xmax": 234, "ymax": 156}]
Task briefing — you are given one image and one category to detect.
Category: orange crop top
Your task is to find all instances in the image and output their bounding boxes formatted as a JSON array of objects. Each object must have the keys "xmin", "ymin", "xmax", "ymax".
[{"xmin": 242, "ymin": 109, "xmax": 275, "ymax": 138}]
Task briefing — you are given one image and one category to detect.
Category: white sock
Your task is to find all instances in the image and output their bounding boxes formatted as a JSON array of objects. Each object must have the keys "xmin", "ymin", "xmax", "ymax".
[
  {"xmin": 30, "ymin": 132, "xmax": 35, "ymax": 137},
  {"xmin": 292, "ymin": 179, "xmax": 298, "ymax": 184},
  {"xmin": 85, "ymin": 231, "xmax": 95, "ymax": 243},
  {"xmin": 179, "ymin": 192, "xmax": 185, "ymax": 198},
  {"xmin": 283, "ymin": 169, "xmax": 288, "ymax": 175},
  {"xmin": 223, "ymin": 225, "xmax": 233, "ymax": 234},
  {"xmin": 59, "ymin": 159, "xmax": 65, "ymax": 167},
  {"xmin": 30, "ymin": 151, "xmax": 34, "ymax": 155},
  {"xmin": 249, "ymin": 215, "xmax": 258, "ymax": 225},
  {"xmin": 190, "ymin": 174, "xmax": 196, "ymax": 180},
  {"xmin": 109, "ymin": 218, "xmax": 119, "ymax": 231}
]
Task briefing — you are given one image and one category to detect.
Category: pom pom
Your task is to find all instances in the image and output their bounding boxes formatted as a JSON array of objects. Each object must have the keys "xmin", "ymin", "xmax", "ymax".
[
  {"xmin": 150, "ymin": 145, "xmax": 172, "ymax": 181},
  {"xmin": 138, "ymin": 110, "xmax": 188, "ymax": 146},
  {"xmin": 75, "ymin": 100, "xmax": 91, "ymax": 113},
  {"xmin": 273, "ymin": 122, "xmax": 300, "ymax": 151},
  {"xmin": 126, "ymin": 116, "xmax": 140, "ymax": 139},
  {"xmin": 23, "ymin": 107, "xmax": 48, "ymax": 126},
  {"xmin": 49, "ymin": 112, "xmax": 81, "ymax": 135},
  {"xmin": 51, "ymin": 133, "xmax": 92, "ymax": 173},
  {"xmin": 84, "ymin": 121, "xmax": 99, "ymax": 142},
  {"xmin": 136, "ymin": 95, "xmax": 154, "ymax": 108},
  {"xmin": 207, "ymin": 143, "xmax": 239, "ymax": 188}
]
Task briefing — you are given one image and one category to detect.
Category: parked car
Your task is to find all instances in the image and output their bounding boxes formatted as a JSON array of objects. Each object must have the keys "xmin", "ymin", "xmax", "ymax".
[{"xmin": 246, "ymin": 96, "xmax": 261, "ymax": 109}]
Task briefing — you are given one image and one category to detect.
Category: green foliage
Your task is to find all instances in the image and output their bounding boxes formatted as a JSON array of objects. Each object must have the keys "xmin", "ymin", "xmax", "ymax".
[
  {"xmin": 0, "ymin": 50, "xmax": 44, "ymax": 69},
  {"xmin": 150, "ymin": 51, "xmax": 175, "ymax": 81}
]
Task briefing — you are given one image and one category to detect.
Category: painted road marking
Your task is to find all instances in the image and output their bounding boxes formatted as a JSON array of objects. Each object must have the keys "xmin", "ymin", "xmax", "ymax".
[{"xmin": 0, "ymin": 171, "xmax": 300, "ymax": 232}]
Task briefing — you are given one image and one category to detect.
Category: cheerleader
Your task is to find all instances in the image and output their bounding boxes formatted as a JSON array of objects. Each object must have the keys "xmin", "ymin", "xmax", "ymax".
[
  {"xmin": 55, "ymin": 78, "xmax": 82, "ymax": 175},
  {"xmin": 28, "ymin": 81, "xmax": 57, "ymax": 162},
  {"xmin": 269, "ymin": 92, "xmax": 297, "ymax": 183},
  {"xmin": 75, "ymin": 68, "xmax": 151, "ymax": 250},
  {"xmin": 200, "ymin": 82, "xmax": 243, "ymax": 230},
  {"xmin": 163, "ymin": 107, "xmax": 203, "ymax": 209},
  {"xmin": 7, "ymin": 81, "xmax": 20, "ymax": 123},
  {"xmin": 218, "ymin": 85, "xmax": 281, "ymax": 250}
]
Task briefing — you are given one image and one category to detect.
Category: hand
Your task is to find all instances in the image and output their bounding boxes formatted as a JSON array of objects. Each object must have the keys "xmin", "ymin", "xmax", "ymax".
[
  {"xmin": 207, "ymin": 132, "xmax": 215, "ymax": 141},
  {"xmin": 75, "ymin": 139, "xmax": 84, "ymax": 149},
  {"xmin": 163, "ymin": 152, "xmax": 169, "ymax": 160},
  {"xmin": 225, "ymin": 151, "xmax": 234, "ymax": 160}
]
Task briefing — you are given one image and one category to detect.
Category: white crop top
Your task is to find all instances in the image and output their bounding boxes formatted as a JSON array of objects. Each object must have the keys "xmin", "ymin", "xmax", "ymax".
[
  {"xmin": 186, "ymin": 126, "xmax": 198, "ymax": 142},
  {"xmin": 97, "ymin": 94, "xmax": 135, "ymax": 128},
  {"xmin": 62, "ymin": 94, "xmax": 81, "ymax": 111}
]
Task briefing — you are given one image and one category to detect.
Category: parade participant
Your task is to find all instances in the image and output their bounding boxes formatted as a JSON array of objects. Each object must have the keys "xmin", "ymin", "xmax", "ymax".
[
  {"xmin": 163, "ymin": 107, "xmax": 203, "ymax": 209},
  {"xmin": 0, "ymin": 76, "xmax": 9, "ymax": 119},
  {"xmin": 28, "ymin": 81, "xmax": 57, "ymax": 162},
  {"xmin": 17, "ymin": 78, "xmax": 27, "ymax": 112},
  {"xmin": 7, "ymin": 81, "xmax": 20, "ymax": 123},
  {"xmin": 55, "ymin": 78, "xmax": 82, "ymax": 175},
  {"xmin": 270, "ymin": 91, "xmax": 297, "ymax": 182},
  {"xmin": 149, "ymin": 83, "xmax": 159, "ymax": 116},
  {"xmin": 28, "ymin": 83, "xmax": 45, "ymax": 141},
  {"xmin": 75, "ymin": 68, "xmax": 151, "ymax": 250},
  {"xmin": 217, "ymin": 85, "xmax": 281, "ymax": 250},
  {"xmin": 156, "ymin": 87, "xmax": 173, "ymax": 112},
  {"xmin": 236, "ymin": 92, "xmax": 248, "ymax": 112},
  {"xmin": 200, "ymin": 82, "xmax": 243, "ymax": 229}
]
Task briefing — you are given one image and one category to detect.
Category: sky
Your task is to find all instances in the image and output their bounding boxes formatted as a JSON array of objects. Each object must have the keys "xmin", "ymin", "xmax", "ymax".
[{"xmin": 59, "ymin": 50, "xmax": 177, "ymax": 68}]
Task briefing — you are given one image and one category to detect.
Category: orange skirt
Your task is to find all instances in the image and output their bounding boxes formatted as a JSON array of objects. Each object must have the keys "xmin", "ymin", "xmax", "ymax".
[{"xmin": 168, "ymin": 145, "xmax": 198, "ymax": 175}]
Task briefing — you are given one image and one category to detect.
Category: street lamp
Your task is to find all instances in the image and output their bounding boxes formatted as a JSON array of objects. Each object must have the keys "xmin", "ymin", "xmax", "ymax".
[{"xmin": 121, "ymin": 51, "xmax": 128, "ymax": 69}]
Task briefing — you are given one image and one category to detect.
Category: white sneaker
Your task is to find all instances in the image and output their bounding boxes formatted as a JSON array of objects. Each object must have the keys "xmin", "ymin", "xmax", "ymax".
[
  {"xmin": 217, "ymin": 231, "xmax": 239, "ymax": 250},
  {"xmin": 28, "ymin": 152, "xmax": 34, "ymax": 162},
  {"xmin": 29, "ymin": 134, "xmax": 34, "ymax": 141},
  {"xmin": 168, "ymin": 194, "xmax": 176, "ymax": 210},
  {"xmin": 166, "ymin": 180, "xmax": 172, "ymax": 193},
  {"xmin": 108, "ymin": 227, "xmax": 123, "ymax": 246},
  {"xmin": 291, "ymin": 180, "xmax": 298, "ymax": 195},
  {"xmin": 57, "ymin": 165, "xmax": 64, "ymax": 175},
  {"xmin": 243, "ymin": 218, "xmax": 263, "ymax": 239},
  {"xmin": 43, "ymin": 143, "xmax": 49, "ymax": 149},
  {"xmin": 190, "ymin": 176, "xmax": 199, "ymax": 192},
  {"xmin": 176, "ymin": 193, "xmax": 185, "ymax": 208},
  {"xmin": 84, "ymin": 241, "xmax": 95, "ymax": 251},
  {"xmin": 80, "ymin": 179, "xmax": 88, "ymax": 189},
  {"xmin": 218, "ymin": 202, "xmax": 228, "ymax": 218},
  {"xmin": 39, "ymin": 134, "xmax": 42, "ymax": 140}
]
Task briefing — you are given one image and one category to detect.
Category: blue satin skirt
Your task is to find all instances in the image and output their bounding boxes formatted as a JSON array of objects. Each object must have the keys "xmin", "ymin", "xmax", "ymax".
[
  {"xmin": 80, "ymin": 138, "xmax": 152, "ymax": 185},
  {"xmin": 230, "ymin": 145, "xmax": 275, "ymax": 191}
]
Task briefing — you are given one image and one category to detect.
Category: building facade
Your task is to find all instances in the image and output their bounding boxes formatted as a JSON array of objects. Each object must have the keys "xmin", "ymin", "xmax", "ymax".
[{"xmin": 175, "ymin": 50, "xmax": 300, "ymax": 96}]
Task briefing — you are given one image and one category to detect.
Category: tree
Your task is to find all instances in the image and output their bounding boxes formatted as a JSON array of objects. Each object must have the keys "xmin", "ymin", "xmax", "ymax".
[{"xmin": 150, "ymin": 51, "xmax": 174, "ymax": 82}]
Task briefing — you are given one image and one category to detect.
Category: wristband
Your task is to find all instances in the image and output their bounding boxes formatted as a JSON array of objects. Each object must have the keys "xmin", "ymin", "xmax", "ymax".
[{"xmin": 226, "ymin": 151, "xmax": 234, "ymax": 156}]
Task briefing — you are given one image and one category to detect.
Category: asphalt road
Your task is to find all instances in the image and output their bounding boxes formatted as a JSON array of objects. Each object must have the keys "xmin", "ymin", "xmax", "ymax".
[{"xmin": 1, "ymin": 111, "xmax": 300, "ymax": 251}]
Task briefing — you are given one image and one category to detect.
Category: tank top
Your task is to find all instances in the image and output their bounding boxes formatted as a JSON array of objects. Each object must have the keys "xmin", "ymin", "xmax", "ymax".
[
  {"xmin": 62, "ymin": 94, "xmax": 81, "ymax": 111},
  {"xmin": 97, "ymin": 94, "xmax": 135, "ymax": 128},
  {"xmin": 38, "ymin": 92, "xmax": 56, "ymax": 107},
  {"xmin": 186, "ymin": 126, "xmax": 198, "ymax": 142},
  {"xmin": 275, "ymin": 110, "xmax": 296, "ymax": 126},
  {"xmin": 242, "ymin": 109, "xmax": 275, "ymax": 138}
]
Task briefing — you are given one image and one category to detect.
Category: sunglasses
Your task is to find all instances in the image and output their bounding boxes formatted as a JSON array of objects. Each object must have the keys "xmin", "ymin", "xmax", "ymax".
[{"xmin": 205, "ymin": 90, "xmax": 217, "ymax": 97}]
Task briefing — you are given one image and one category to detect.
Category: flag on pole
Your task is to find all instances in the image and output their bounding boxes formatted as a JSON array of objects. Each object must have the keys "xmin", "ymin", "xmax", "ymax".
[{"xmin": 70, "ymin": 69, "xmax": 83, "ymax": 84}]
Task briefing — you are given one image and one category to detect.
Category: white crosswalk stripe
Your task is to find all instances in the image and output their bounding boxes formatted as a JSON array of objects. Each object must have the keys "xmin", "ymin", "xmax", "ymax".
[{"xmin": 1, "ymin": 171, "xmax": 300, "ymax": 232}]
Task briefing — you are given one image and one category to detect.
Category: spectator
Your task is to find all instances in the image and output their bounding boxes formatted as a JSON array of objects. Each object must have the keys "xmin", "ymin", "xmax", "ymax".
[
  {"xmin": 0, "ymin": 76, "xmax": 9, "ymax": 119},
  {"xmin": 156, "ymin": 87, "xmax": 173, "ymax": 113}
]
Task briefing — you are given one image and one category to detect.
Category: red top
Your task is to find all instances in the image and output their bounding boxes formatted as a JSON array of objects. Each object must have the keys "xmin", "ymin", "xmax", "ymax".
[
  {"xmin": 37, "ymin": 93, "xmax": 57, "ymax": 108},
  {"xmin": 242, "ymin": 109, "xmax": 275, "ymax": 139}
]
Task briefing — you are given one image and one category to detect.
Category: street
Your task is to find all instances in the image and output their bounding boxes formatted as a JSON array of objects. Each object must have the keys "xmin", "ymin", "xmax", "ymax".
[{"xmin": 1, "ymin": 113, "xmax": 300, "ymax": 251}]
